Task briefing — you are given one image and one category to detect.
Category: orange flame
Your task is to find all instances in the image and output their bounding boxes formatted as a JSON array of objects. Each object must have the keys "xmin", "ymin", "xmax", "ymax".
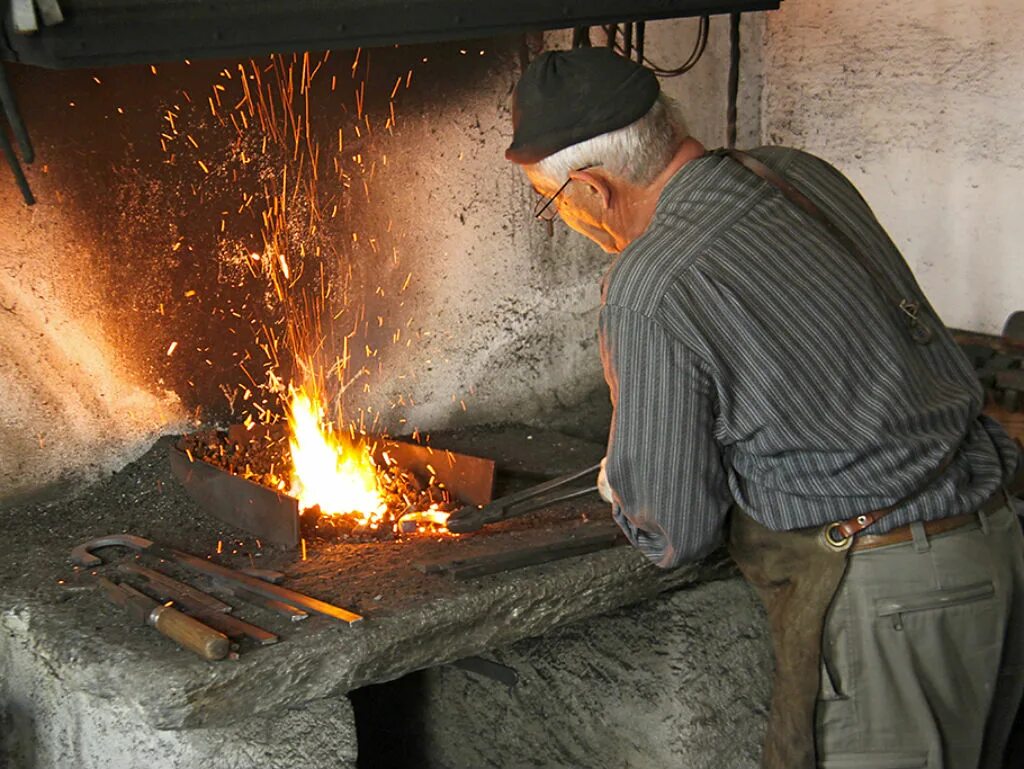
[{"xmin": 287, "ymin": 386, "xmax": 387, "ymax": 528}]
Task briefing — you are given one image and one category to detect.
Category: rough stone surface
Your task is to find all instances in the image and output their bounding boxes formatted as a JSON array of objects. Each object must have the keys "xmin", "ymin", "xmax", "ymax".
[
  {"xmin": 0, "ymin": 428, "xmax": 734, "ymax": 754},
  {"xmin": 761, "ymin": 0, "xmax": 1024, "ymax": 334},
  {"xmin": 0, "ymin": 629, "xmax": 358, "ymax": 769},
  {"xmin": 404, "ymin": 578, "xmax": 771, "ymax": 769}
]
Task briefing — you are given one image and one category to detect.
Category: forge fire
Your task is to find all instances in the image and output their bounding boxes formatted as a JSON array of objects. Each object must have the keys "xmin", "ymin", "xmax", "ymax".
[
  {"xmin": 178, "ymin": 399, "xmax": 460, "ymax": 542},
  {"xmin": 150, "ymin": 50, "xmax": 469, "ymax": 541}
]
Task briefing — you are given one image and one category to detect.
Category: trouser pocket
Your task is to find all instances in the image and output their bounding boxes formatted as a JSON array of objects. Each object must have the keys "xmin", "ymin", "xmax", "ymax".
[
  {"xmin": 875, "ymin": 581, "xmax": 994, "ymax": 630},
  {"xmin": 819, "ymin": 752, "xmax": 928, "ymax": 769}
]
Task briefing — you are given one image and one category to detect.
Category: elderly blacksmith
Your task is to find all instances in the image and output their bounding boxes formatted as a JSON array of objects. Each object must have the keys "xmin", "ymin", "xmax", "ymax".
[{"xmin": 505, "ymin": 47, "xmax": 1024, "ymax": 769}]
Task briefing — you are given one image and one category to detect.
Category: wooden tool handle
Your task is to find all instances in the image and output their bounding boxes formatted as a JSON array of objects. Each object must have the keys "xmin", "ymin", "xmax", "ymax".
[{"xmin": 149, "ymin": 605, "xmax": 230, "ymax": 661}]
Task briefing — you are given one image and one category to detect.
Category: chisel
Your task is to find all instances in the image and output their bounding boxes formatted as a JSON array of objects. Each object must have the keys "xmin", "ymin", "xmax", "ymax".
[{"xmin": 95, "ymin": 576, "xmax": 230, "ymax": 661}]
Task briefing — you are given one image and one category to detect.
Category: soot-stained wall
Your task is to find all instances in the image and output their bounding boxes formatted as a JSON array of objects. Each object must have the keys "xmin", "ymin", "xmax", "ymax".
[{"xmin": 0, "ymin": 18, "xmax": 758, "ymax": 501}]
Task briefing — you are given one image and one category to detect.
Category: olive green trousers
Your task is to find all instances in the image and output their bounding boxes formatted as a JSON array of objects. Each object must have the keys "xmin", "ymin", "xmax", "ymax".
[{"xmin": 816, "ymin": 503, "xmax": 1024, "ymax": 769}]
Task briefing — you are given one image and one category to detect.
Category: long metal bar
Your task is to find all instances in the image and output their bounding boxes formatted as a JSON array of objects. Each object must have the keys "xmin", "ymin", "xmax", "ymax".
[
  {"xmin": 213, "ymin": 580, "xmax": 308, "ymax": 622},
  {"xmin": 0, "ymin": 126, "xmax": 33, "ymax": 204},
  {"xmin": 0, "ymin": 65, "xmax": 32, "ymax": 162},
  {"xmin": 417, "ymin": 525, "xmax": 623, "ymax": 580},
  {"xmin": 118, "ymin": 563, "xmax": 232, "ymax": 614}
]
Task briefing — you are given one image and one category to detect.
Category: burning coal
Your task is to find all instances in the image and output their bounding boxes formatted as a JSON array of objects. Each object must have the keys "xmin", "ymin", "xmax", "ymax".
[
  {"xmin": 153, "ymin": 50, "xmax": 466, "ymax": 542},
  {"xmin": 287, "ymin": 386, "xmax": 388, "ymax": 527}
]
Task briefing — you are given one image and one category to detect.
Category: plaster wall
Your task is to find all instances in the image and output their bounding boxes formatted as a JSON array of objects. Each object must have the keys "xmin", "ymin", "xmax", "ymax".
[
  {"xmin": 0, "ymin": 18, "xmax": 757, "ymax": 499},
  {"xmin": 760, "ymin": 0, "xmax": 1023, "ymax": 333}
]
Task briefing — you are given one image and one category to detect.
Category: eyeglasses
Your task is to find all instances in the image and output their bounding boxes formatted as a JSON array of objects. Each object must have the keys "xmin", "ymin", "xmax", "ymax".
[{"xmin": 532, "ymin": 165, "xmax": 596, "ymax": 222}]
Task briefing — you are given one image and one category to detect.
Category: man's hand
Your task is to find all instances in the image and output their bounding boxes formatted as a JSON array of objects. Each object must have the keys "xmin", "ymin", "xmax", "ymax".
[{"xmin": 598, "ymin": 457, "xmax": 613, "ymax": 503}]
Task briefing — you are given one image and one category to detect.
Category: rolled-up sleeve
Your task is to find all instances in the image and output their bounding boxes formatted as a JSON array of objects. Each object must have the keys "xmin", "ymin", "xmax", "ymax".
[{"xmin": 600, "ymin": 304, "xmax": 731, "ymax": 568}]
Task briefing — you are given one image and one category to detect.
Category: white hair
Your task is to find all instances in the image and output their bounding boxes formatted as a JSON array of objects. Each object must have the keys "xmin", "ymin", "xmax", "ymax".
[{"xmin": 528, "ymin": 93, "xmax": 688, "ymax": 188}]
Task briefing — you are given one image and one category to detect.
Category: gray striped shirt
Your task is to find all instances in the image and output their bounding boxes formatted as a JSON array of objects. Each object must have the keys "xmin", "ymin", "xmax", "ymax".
[{"xmin": 600, "ymin": 147, "xmax": 1020, "ymax": 567}]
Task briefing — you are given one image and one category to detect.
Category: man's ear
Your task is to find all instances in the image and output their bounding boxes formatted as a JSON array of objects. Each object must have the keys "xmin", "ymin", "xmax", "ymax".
[{"xmin": 569, "ymin": 168, "xmax": 612, "ymax": 209}]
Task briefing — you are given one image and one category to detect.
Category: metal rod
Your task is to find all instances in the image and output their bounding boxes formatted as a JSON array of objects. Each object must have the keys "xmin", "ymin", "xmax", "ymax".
[
  {"xmin": 118, "ymin": 562, "xmax": 232, "ymax": 614},
  {"xmin": 214, "ymin": 580, "xmax": 309, "ymax": 622},
  {"xmin": 0, "ymin": 65, "xmax": 33, "ymax": 163},
  {"xmin": 636, "ymin": 21, "xmax": 645, "ymax": 64},
  {"xmin": 418, "ymin": 525, "xmax": 623, "ymax": 580},
  {"xmin": 506, "ymin": 485, "xmax": 599, "ymax": 518},
  {"xmin": 0, "ymin": 128, "xmax": 33, "ymax": 204},
  {"xmin": 623, "ymin": 21, "xmax": 633, "ymax": 59}
]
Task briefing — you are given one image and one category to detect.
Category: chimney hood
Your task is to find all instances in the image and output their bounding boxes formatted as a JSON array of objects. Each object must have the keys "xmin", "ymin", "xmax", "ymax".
[{"xmin": 1, "ymin": 0, "xmax": 780, "ymax": 69}]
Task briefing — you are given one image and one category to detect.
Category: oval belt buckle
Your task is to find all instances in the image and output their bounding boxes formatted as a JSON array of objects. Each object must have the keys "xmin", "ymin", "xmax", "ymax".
[{"xmin": 821, "ymin": 522, "xmax": 853, "ymax": 552}]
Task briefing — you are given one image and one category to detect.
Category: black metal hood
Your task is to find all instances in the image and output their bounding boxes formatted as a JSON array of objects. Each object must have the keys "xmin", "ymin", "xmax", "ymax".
[{"xmin": 1, "ymin": 0, "xmax": 780, "ymax": 69}]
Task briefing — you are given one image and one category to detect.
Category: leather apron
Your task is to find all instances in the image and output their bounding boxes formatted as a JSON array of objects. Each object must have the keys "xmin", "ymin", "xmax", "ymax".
[
  {"xmin": 716, "ymin": 148, "xmax": 947, "ymax": 769},
  {"xmin": 727, "ymin": 510, "xmax": 849, "ymax": 769}
]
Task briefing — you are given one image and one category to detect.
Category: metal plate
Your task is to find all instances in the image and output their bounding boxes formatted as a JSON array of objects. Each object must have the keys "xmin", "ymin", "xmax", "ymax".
[
  {"xmin": 376, "ymin": 439, "xmax": 495, "ymax": 507},
  {"xmin": 169, "ymin": 441, "xmax": 301, "ymax": 547}
]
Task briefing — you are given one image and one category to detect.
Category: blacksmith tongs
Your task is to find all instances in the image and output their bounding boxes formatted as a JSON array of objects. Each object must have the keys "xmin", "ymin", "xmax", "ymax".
[{"xmin": 445, "ymin": 462, "xmax": 602, "ymax": 533}]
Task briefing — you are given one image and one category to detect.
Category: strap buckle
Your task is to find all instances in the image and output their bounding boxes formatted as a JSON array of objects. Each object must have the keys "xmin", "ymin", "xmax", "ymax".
[
  {"xmin": 820, "ymin": 522, "xmax": 853, "ymax": 552},
  {"xmin": 899, "ymin": 299, "xmax": 933, "ymax": 344}
]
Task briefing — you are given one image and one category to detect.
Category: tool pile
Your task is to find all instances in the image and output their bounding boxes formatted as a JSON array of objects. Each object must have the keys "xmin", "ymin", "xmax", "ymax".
[{"xmin": 70, "ymin": 533, "xmax": 363, "ymax": 661}]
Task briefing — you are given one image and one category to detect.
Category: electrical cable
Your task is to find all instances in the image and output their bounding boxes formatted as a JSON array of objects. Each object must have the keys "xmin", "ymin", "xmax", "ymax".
[{"xmin": 616, "ymin": 15, "xmax": 709, "ymax": 77}]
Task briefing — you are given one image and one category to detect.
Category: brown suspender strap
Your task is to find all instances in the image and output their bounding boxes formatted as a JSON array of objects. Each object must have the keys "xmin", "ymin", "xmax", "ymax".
[
  {"xmin": 718, "ymin": 148, "xmax": 934, "ymax": 345},
  {"xmin": 716, "ymin": 148, "xmax": 961, "ymax": 544}
]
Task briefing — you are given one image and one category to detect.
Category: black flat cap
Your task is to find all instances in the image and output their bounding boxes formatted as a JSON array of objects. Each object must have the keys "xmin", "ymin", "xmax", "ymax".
[{"xmin": 506, "ymin": 48, "xmax": 660, "ymax": 165}]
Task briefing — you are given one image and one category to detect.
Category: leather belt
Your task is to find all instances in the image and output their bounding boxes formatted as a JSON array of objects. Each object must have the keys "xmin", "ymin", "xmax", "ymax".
[{"xmin": 850, "ymin": 488, "xmax": 1013, "ymax": 553}]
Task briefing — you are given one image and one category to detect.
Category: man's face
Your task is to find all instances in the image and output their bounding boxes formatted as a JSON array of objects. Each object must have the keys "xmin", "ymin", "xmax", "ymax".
[{"xmin": 525, "ymin": 170, "xmax": 622, "ymax": 253}]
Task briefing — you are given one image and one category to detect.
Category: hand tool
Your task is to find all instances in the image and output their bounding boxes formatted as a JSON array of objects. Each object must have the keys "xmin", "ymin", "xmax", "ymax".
[
  {"xmin": 94, "ymin": 576, "xmax": 230, "ymax": 661},
  {"xmin": 416, "ymin": 524, "xmax": 623, "ymax": 579},
  {"xmin": 240, "ymin": 568, "xmax": 286, "ymax": 584},
  {"xmin": 212, "ymin": 580, "xmax": 308, "ymax": 622},
  {"xmin": 445, "ymin": 463, "xmax": 602, "ymax": 533},
  {"xmin": 118, "ymin": 563, "xmax": 231, "ymax": 613},
  {"xmin": 116, "ymin": 563, "xmax": 279, "ymax": 645},
  {"xmin": 71, "ymin": 534, "xmax": 363, "ymax": 624}
]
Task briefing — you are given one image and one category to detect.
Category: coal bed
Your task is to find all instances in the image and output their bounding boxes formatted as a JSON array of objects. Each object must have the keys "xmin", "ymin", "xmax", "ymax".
[{"xmin": 0, "ymin": 424, "xmax": 747, "ymax": 768}]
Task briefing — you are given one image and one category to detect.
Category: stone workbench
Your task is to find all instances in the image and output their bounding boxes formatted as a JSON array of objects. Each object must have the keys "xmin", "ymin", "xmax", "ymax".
[{"xmin": 0, "ymin": 425, "xmax": 760, "ymax": 769}]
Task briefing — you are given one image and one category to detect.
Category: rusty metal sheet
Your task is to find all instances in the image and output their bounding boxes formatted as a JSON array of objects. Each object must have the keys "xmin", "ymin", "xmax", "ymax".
[
  {"xmin": 169, "ymin": 441, "xmax": 300, "ymax": 547},
  {"xmin": 376, "ymin": 439, "xmax": 495, "ymax": 507}
]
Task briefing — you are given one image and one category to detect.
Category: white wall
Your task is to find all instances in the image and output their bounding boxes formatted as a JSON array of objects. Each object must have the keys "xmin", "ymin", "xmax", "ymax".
[{"xmin": 760, "ymin": 0, "xmax": 1024, "ymax": 333}]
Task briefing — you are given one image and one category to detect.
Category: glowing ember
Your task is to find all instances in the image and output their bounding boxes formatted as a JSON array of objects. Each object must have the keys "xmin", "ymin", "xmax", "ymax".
[{"xmin": 287, "ymin": 386, "xmax": 387, "ymax": 528}]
